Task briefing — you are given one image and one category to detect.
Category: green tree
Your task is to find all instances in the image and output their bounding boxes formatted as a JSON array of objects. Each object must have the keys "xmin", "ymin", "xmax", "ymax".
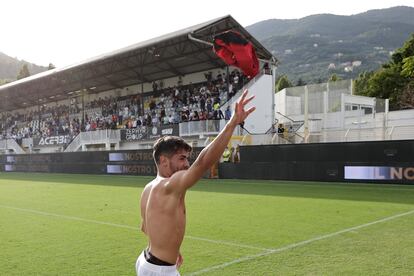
[
  {"xmin": 366, "ymin": 65, "xmax": 405, "ymax": 104},
  {"xmin": 17, "ymin": 64, "xmax": 30, "ymax": 80},
  {"xmin": 390, "ymin": 34, "xmax": 414, "ymax": 65},
  {"xmin": 401, "ymin": 56, "xmax": 414, "ymax": 78},
  {"xmin": 328, "ymin": 74, "xmax": 342, "ymax": 82},
  {"xmin": 296, "ymin": 78, "xmax": 306, "ymax": 86},
  {"xmin": 48, "ymin": 63, "xmax": 56, "ymax": 70},
  {"xmin": 354, "ymin": 71, "xmax": 374, "ymax": 96},
  {"xmin": 353, "ymin": 34, "xmax": 414, "ymax": 109},
  {"xmin": 399, "ymin": 82, "xmax": 414, "ymax": 109},
  {"xmin": 276, "ymin": 75, "xmax": 292, "ymax": 92}
]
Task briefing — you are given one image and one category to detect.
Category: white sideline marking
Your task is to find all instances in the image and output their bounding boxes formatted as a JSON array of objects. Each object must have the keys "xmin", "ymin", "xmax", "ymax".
[
  {"xmin": 186, "ymin": 209, "xmax": 414, "ymax": 276},
  {"xmin": 185, "ymin": 235, "xmax": 271, "ymax": 251},
  {"xmin": 0, "ymin": 204, "xmax": 270, "ymax": 251}
]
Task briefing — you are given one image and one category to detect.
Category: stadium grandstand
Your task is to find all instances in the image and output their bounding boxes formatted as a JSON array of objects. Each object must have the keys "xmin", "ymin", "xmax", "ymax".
[{"xmin": 0, "ymin": 15, "xmax": 276, "ymax": 155}]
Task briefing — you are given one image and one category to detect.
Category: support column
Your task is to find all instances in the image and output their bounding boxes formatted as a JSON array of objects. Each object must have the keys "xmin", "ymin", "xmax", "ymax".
[
  {"xmin": 385, "ymin": 99, "xmax": 389, "ymax": 139},
  {"xmin": 304, "ymin": 85, "xmax": 309, "ymax": 141},
  {"xmin": 341, "ymin": 93, "xmax": 346, "ymax": 129}
]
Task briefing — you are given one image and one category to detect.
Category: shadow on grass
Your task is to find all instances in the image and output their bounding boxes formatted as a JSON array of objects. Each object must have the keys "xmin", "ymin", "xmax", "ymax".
[{"xmin": 1, "ymin": 172, "xmax": 414, "ymax": 205}]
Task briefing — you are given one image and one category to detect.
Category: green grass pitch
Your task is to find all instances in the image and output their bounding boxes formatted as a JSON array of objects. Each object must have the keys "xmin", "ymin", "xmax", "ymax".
[{"xmin": 1, "ymin": 173, "xmax": 413, "ymax": 275}]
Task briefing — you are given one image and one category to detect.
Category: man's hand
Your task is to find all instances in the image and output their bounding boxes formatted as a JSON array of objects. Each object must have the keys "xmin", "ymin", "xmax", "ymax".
[
  {"xmin": 229, "ymin": 90, "xmax": 256, "ymax": 127},
  {"xmin": 166, "ymin": 90, "xmax": 256, "ymax": 194},
  {"xmin": 176, "ymin": 253, "xmax": 183, "ymax": 268}
]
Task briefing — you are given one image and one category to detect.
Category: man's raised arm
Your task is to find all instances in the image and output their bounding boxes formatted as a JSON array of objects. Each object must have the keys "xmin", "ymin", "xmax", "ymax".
[{"xmin": 168, "ymin": 90, "xmax": 255, "ymax": 193}]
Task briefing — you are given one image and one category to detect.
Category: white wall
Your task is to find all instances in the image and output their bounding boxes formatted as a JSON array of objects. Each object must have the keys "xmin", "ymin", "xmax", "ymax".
[
  {"xmin": 274, "ymin": 90, "xmax": 286, "ymax": 114},
  {"xmin": 387, "ymin": 109, "xmax": 414, "ymax": 126},
  {"xmin": 220, "ymin": 74, "xmax": 274, "ymax": 134},
  {"xmin": 242, "ymin": 74, "xmax": 274, "ymax": 134}
]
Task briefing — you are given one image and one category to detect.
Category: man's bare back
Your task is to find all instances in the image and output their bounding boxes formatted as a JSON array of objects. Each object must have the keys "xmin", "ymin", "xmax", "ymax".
[{"xmin": 141, "ymin": 176, "xmax": 186, "ymax": 264}]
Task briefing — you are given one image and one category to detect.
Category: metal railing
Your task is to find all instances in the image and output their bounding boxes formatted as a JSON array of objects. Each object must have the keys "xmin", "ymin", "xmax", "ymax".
[
  {"xmin": 238, "ymin": 124, "xmax": 414, "ymax": 145},
  {"xmin": 64, "ymin": 129, "xmax": 121, "ymax": 152},
  {"xmin": 343, "ymin": 127, "xmax": 386, "ymax": 142},
  {"xmin": 0, "ymin": 139, "xmax": 25, "ymax": 154},
  {"xmin": 276, "ymin": 112, "xmax": 304, "ymax": 130},
  {"xmin": 388, "ymin": 125, "xmax": 414, "ymax": 140},
  {"xmin": 179, "ymin": 120, "xmax": 225, "ymax": 136},
  {"xmin": 79, "ymin": 129, "xmax": 120, "ymax": 143},
  {"xmin": 179, "ymin": 119, "xmax": 245, "ymax": 137},
  {"xmin": 64, "ymin": 134, "xmax": 82, "ymax": 152},
  {"xmin": 318, "ymin": 125, "xmax": 414, "ymax": 143}
]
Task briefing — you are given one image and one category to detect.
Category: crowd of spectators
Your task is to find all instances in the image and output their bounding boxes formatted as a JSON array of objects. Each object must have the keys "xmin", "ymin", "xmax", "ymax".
[{"xmin": 0, "ymin": 69, "xmax": 246, "ymax": 143}]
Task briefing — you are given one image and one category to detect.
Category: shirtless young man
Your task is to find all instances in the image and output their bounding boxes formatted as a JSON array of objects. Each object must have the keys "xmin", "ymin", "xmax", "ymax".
[{"xmin": 136, "ymin": 90, "xmax": 255, "ymax": 275}]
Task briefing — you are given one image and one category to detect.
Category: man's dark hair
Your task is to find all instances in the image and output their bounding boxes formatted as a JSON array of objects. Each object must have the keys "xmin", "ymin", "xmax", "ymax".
[{"xmin": 153, "ymin": 136, "xmax": 192, "ymax": 164}]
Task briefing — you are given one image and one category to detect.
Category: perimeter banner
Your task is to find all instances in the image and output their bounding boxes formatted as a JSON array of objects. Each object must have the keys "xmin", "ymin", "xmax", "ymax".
[
  {"xmin": 33, "ymin": 135, "xmax": 71, "ymax": 147},
  {"xmin": 120, "ymin": 125, "xmax": 179, "ymax": 141}
]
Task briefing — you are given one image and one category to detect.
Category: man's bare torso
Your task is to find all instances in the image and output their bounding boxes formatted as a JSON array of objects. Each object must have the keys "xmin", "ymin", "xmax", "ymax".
[{"xmin": 140, "ymin": 177, "xmax": 186, "ymax": 264}]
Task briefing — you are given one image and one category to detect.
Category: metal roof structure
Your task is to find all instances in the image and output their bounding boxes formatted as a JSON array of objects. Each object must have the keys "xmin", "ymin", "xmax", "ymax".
[{"xmin": 0, "ymin": 15, "xmax": 276, "ymax": 112}]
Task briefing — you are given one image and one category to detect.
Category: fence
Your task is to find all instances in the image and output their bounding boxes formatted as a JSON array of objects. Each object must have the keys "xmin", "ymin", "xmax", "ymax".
[
  {"xmin": 276, "ymin": 80, "xmax": 388, "ymax": 131},
  {"xmin": 241, "ymin": 124, "xmax": 414, "ymax": 145}
]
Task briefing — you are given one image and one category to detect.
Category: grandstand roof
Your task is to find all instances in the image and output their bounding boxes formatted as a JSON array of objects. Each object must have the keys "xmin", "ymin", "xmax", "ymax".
[{"xmin": 0, "ymin": 15, "xmax": 276, "ymax": 112}]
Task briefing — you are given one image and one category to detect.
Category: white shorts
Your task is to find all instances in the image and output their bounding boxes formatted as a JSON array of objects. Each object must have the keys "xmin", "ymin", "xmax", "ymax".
[{"xmin": 135, "ymin": 251, "xmax": 180, "ymax": 276}]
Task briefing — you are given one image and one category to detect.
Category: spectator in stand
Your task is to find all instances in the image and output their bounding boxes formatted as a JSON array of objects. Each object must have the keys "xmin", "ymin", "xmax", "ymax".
[
  {"xmin": 216, "ymin": 72, "xmax": 223, "ymax": 85},
  {"xmin": 193, "ymin": 110, "xmax": 199, "ymax": 121},
  {"xmin": 200, "ymin": 96, "xmax": 206, "ymax": 111},
  {"xmin": 213, "ymin": 102, "xmax": 220, "ymax": 113},
  {"xmin": 181, "ymin": 111, "xmax": 188, "ymax": 122},
  {"xmin": 225, "ymin": 106, "xmax": 231, "ymax": 121},
  {"xmin": 118, "ymin": 109, "xmax": 123, "ymax": 126},
  {"xmin": 149, "ymin": 100, "xmax": 156, "ymax": 110},
  {"xmin": 85, "ymin": 121, "xmax": 91, "ymax": 131},
  {"xmin": 233, "ymin": 73, "xmax": 239, "ymax": 88},
  {"xmin": 91, "ymin": 120, "xmax": 97, "ymax": 131},
  {"xmin": 189, "ymin": 110, "xmax": 195, "ymax": 121},
  {"xmin": 146, "ymin": 113, "xmax": 152, "ymax": 126},
  {"xmin": 168, "ymin": 115, "xmax": 174, "ymax": 124},
  {"xmin": 206, "ymin": 98, "xmax": 212, "ymax": 113},
  {"xmin": 128, "ymin": 120, "xmax": 133, "ymax": 129},
  {"xmin": 173, "ymin": 112, "xmax": 180, "ymax": 124},
  {"xmin": 204, "ymin": 71, "xmax": 212, "ymax": 83},
  {"xmin": 152, "ymin": 113, "xmax": 159, "ymax": 127},
  {"xmin": 112, "ymin": 113, "xmax": 118, "ymax": 125},
  {"xmin": 137, "ymin": 116, "xmax": 143, "ymax": 126},
  {"xmin": 124, "ymin": 105, "xmax": 129, "ymax": 119}
]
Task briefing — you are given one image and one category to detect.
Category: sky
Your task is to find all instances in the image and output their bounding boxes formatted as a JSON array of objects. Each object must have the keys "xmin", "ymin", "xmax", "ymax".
[{"xmin": 1, "ymin": 0, "xmax": 413, "ymax": 68}]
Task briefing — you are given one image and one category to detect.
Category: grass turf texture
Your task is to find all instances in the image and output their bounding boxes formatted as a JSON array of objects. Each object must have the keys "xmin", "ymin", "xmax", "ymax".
[{"xmin": 0, "ymin": 173, "xmax": 413, "ymax": 275}]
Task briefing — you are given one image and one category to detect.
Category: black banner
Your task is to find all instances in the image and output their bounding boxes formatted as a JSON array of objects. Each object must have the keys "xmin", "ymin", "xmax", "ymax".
[
  {"xmin": 219, "ymin": 140, "xmax": 414, "ymax": 184},
  {"xmin": 1, "ymin": 147, "xmax": 204, "ymax": 176},
  {"xmin": 33, "ymin": 135, "xmax": 70, "ymax": 147},
  {"xmin": 121, "ymin": 127, "xmax": 148, "ymax": 141},
  {"xmin": 107, "ymin": 164, "xmax": 157, "ymax": 175},
  {"xmin": 108, "ymin": 151, "xmax": 154, "ymax": 162},
  {"xmin": 120, "ymin": 125, "xmax": 179, "ymax": 141}
]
